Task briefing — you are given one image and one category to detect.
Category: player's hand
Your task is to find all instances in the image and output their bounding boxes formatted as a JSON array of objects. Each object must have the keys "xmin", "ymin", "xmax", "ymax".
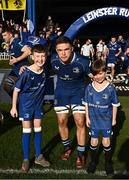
[
  {"xmin": 19, "ymin": 66, "xmax": 27, "ymax": 75},
  {"xmin": 10, "ymin": 108, "xmax": 18, "ymax": 118},
  {"xmin": 86, "ymin": 118, "xmax": 90, "ymax": 127},
  {"xmin": 112, "ymin": 119, "xmax": 116, "ymax": 126},
  {"xmin": 9, "ymin": 56, "xmax": 17, "ymax": 65}
]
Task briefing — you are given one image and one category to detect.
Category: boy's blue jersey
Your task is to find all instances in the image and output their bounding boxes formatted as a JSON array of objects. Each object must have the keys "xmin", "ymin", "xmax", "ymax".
[
  {"xmin": 9, "ymin": 38, "xmax": 29, "ymax": 77},
  {"xmin": 84, "ymin": 82, "xmax": 120, "ymax": 130},
  {"xmin": 51, "ymin": 53, "xmax": 90, "ymax": 90},
  {"xmin": 15, "ymin": 67, "xmax": 47, "ymax": 110}
]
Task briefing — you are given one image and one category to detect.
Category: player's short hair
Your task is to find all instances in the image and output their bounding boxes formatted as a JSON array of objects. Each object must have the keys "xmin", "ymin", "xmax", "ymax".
[
  {"xmin": 31, "ymin": 44, "xmax": 47, "ymax": 54},
  {"xmin": 55, "ymin": 36, "xmax": 73, "ymax": 46},
  {"xmin": 91, "ymin": 59, "xmax": 107, "ymax": 75},
  {"xmin": 2, "ymin": 26, "xmax": 14, "ymax": 35}
]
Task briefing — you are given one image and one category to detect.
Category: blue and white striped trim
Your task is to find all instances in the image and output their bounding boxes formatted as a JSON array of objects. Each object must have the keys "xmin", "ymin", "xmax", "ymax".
[
  {"xmin": 14, "ymin": 87, "xmax": 20, "ymax": 92},
  {"xmin": 54, "ymin": 106, "xmax": 70, "ymax": 113},
  {"xmin": 71, "ymin": 105, "xmax": 85, "ymax": 114},
  {"xmin": 90, "ymin": 146, "xmax": 97, "ymax": 150},
  {"xmin": 77, "ymin": 145, "xmax": 85, "ymax": 152},
  {"xmin": 103, "ymin": 147, "xmax": 111, "ymax": 151},
  {"xmin": 62, "ymin": 139, "xmax": 71, "ymax": 146}
]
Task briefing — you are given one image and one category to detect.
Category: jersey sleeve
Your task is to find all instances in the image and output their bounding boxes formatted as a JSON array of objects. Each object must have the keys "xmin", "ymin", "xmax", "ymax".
[
  {"xmin": 82, "ymin": 84, "xmax": 90, "ymax": 105},
  {"xmin": 110, "ymin": 85, "xmax": 120, "ymax": 107},
  {"xmin": 15, "ymin": 38, "xmax": 24, "ymax": 48},
  {"xmin": 15, "ymin": 69, "xmax": 29, "ymax": 92}
]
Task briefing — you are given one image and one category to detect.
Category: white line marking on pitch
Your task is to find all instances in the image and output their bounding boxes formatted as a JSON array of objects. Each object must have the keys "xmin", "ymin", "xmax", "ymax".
[{"xmin": 0, "ymin": 168, "xmax": 124, "ymax": 176}]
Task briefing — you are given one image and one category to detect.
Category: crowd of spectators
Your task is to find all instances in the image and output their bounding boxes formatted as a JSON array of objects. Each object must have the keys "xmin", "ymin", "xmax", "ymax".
[
  {"xmin": 0, "ymin": 16, "xmax": 129, "ymax": 78},
  {"xmin": 0, "ymin": 16, "xmax": 63, "ymax": 53}
]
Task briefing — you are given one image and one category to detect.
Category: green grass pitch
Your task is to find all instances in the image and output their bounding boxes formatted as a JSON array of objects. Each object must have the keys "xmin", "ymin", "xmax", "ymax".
[{"xmin": 0, "ymin": 96, "xmax": 129, "ymax": 179}]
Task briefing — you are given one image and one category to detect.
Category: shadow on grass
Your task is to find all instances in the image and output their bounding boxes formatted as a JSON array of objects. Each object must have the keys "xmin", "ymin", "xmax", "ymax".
[
  {"xmin": 0, "ymin": 108, "xmax": 20, "ymax": 136},
  {"xmin": 113, "ymin": 173, "xmax": 129, "ymax": 179},
  {"xmin": 43, "ymin": 102, "xmax": 54, "ymax": 114},
  {"xmin": 34, "ymin": 115, "xmax": 76, "ymax": 164},
  {"xmin": 100, "ymin": 105, "xmax": 126, "ymax": 179},
  {"xmin": 115, "ymin": 139, "xmax": 129, "ymax": 178},
  {"xmin": 112, "ymin": 105, "xmax": 126, "ymax": 156},
  {"xmin": 0, "ymin": 102, "xmax": 53, "ymax": 137}
]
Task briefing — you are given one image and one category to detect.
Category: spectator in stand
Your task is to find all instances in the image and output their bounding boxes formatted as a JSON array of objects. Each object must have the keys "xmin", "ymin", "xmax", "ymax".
[
  {"xmin": 45, "ymin": 15, "xmax": 54, "ymax": 30},
  {"xmin": 14, "ymin": 30, "xmax": 20, "ymax": 40}
]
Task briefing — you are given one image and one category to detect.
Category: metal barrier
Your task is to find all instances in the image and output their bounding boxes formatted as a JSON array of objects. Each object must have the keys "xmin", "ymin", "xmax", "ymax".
[{"xmin": 0, "ymin": 52, "xmax": 11, "ymax": 61}]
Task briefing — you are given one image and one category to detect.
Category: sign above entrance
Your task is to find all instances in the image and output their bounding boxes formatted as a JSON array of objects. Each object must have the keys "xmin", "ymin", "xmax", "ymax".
[{"xmin": 64, "ymin": 7, "xmax": 129, "ymax": 40}]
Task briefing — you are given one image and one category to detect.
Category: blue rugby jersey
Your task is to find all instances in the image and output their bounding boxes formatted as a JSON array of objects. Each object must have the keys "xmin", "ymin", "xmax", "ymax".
[
  {"xmin": 51, "ymin": 52, "xmax": 90, "ymax": 90},
  {"xmin": 9, "ymin": 38, "xmax": 29, "ymax": 77},
  {"xmin": 15, "ymin": 67, "xmax": 47, "ymax": 110},
  {"xmin": 83, "ymin": 82, "xmax": 120, "ymax": 130}
]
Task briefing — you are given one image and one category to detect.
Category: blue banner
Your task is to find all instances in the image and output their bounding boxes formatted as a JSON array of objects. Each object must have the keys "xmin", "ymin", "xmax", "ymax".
[{"xmin": 64, "ymin": 7, "xmax": 129, "ymax": 40}]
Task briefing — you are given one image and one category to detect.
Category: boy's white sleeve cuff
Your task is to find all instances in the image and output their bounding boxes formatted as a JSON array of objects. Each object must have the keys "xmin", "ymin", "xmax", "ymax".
[{"xmin": 14, "ymin": 87, "xmax": 21, "ymax": 92}]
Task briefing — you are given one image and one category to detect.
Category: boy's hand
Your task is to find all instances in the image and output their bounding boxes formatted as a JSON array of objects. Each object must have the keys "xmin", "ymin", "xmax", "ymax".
[
  {"xmin": 19, "ymin": 66, "xmax": 27, "ymax": 75},
  {"xmin": 112, "ymin": 119, "xmax": 116, "ymax": 126},
  {"xmin": 10, "ymin": 108, "xmax": 18, "ymax": 118},
  {"xmin": 86, "ymin": 118, "xmax": 90, "ymax": 128},
  {"xmin": 9, "ymin": 56, "xmax": 18, "ymax": 65}
]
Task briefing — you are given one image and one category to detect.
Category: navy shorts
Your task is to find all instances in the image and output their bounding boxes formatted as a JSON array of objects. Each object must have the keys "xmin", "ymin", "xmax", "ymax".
[{"xmin": 89, "ymin": 129, "xmax": 113, "ymax": 138}]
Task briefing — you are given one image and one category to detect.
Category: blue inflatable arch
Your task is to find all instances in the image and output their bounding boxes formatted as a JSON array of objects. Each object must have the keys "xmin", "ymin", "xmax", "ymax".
[{"xmin": 64, "ymin": 7, "xmax": 129, "ymax": 40}]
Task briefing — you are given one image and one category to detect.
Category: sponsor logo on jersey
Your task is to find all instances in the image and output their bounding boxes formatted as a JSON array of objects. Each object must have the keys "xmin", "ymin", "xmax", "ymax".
[
  {"xmin": 96, "ymin": 101, "xmax": 100, "ymax": 105},
  {"xmin": 31, "ymin": 77, "xmax": 34, "ymax": 80},
  {"xmin": 24, "ymin": 113, "xmax": 29, "ymax": 119},
  {"xmin": 89, "ymin": 92, "xmax": 93, "ymax": 96},
  {"xmin": 102, "ymin": 94, "xmax": 108, "ymax": 99},
  {"xmin": 42, "ymin": 73, "xmax": 45, "ymax": 78},
  {"xmin": 73, "ymin": 67, "xmax": 80, "ymax": 73},
  {"xmin": 107, "ymin": 130, "xmax": 111, "ymax": 134},
  {"xmin": 55, "ymin": 65, "xmax": 59, "ymax": 70},
  {"xmin": 65, "ymin": 75, "xmax": 69, "ymax": 78}
]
